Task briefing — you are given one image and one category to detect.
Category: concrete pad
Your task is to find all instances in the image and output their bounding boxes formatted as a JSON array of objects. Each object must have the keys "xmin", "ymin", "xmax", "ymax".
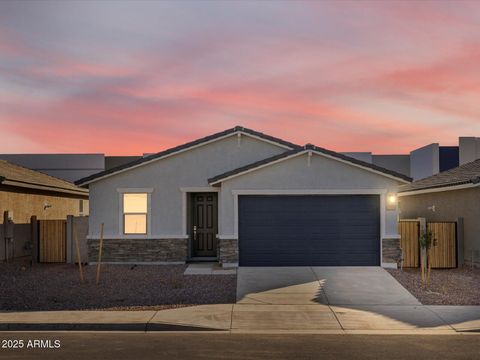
[
  {"xmin": 427, "ymin": 306, "xmax": 480, "ymax": 332},
  {"xmin": 312, "ymin": 267, "xmax": 421, "ymax": 305},
  {"xmin": 237, "ymin": 291, "xmax": 328, "ymax": 305},
  {"xmin": 0, "ymin": 310, "xmax": 155, "ymax": 325},
  {"xmin": 331, "ymin": 305, "xmax": 450, "ymax": 330},
  {"xmin": 184, "ymin": 263, "xmax": 236, "ymax": 275},
  {"xmin": 344, "ymin": 329, "xmax": 459, "ymax": 335},
  {"xmin": 232, "ymin": 304, "xmax": 341, "ymax": 330},
  {"xmin": 150, "ymin": 304, "xmax": 233, "ymax": 330},
  {"xmin": 230, "ymin": 329, "xmax": 345, "ymax": 334},
  {"xmin": 237, "ymin": 267, "xmax": 322, "ymax": 302}
]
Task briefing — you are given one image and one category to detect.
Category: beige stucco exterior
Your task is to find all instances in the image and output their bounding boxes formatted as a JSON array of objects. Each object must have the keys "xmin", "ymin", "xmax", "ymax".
[
  {"xmin": 399, "ymin": 187, "xmax": 480, "ymax": 267},
  {"xmin": 0, "ymin": 186, "xmax": 89, "ymax": 224}
]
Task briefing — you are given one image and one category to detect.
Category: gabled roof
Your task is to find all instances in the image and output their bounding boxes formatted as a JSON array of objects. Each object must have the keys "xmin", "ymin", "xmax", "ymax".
[
  {"xmin": 208, "ymin": 144, "xmax": 412, "ymax": 185},
  {"xmin": 0, "ymin": 160, "xmax": 88, "ymax": 196},
  {"xmin": 399, "ymin": 159, "xmax": 480, "ymax": 194},
  {"xmin": 75, "ymin": 126, "xmax": 301, "ymax": 187}
]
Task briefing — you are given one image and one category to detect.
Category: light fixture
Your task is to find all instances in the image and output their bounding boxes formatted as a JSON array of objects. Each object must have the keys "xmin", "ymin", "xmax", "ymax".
[{"xmin": 386, "ymin": 193, "xmax": 397, "ymax": 210}]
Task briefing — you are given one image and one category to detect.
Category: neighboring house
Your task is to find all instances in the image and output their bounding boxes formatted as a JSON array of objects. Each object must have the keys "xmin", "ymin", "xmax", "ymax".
[
  {"xmin": 3, "ymin": 137, "xmax": 477, "ymax": 183},
  {"xmin": 76, "ymin": 126, "xmax": 410, "ymax": 268},
  {"xmin": 0, "ymin": 154, "xmax": 105, "ymax": 183},
  {"xmin": 0, "ymin": 154, "xmax": 142, "ymax": 183},
  {"xmin": 0, "ymin": 160, "xmax": 89, "ymax": 224},
  {"xmin": 345, "ymin": 136, "xmax": 480, "ymax": 181},
  {"xmin": 398, "ymin": 159, "xmax": 480, "ymax": 268}
]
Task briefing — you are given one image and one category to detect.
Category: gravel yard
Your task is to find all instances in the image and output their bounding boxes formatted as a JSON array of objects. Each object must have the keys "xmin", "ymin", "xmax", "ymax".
[
  {"xmin": 0, "ymin": 261, "xmax": 236, "ymax": 311},
  {"xmin": 387, "ymin": 267, "xmax": 480, "ymax": 305}
]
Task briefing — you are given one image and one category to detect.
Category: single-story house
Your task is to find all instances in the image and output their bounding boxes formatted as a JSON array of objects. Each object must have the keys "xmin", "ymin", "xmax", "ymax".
[
  {"xmin": 398, "ymin": 159, "xmax": 480, "ymax": 268},
  {"xmin": 0, "ymin": 160, "xmax": 89, "ymax": 261},
  {"xmin": 0, "ymin": 160, "xmax": 89, "ymax": 224},
  {"xmin": 76, "ymin": 126, "xmax": 411, "ymax": 268}
]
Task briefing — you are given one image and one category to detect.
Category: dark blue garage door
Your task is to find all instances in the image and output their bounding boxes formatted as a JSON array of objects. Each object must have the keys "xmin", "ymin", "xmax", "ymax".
[{"xmin": 238, "ymin": 195, "xmax": 380, "ymax": 266}]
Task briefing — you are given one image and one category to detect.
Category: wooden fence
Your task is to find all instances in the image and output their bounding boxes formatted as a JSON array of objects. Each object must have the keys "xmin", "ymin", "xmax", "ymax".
[
  {"xmin": 398, "ymin": 220, "xmax": 419, "ymax": 268},
  {"xmin": 427, "ymin": 222, "xmax": 457, "ymax": 268},
  {"xmin": 38, "ymin": 219, "xmax": 66, "ymax": 263},
  {"xmin": 398, "ymin": 219, "xmax": 457, "ymax": 268}
]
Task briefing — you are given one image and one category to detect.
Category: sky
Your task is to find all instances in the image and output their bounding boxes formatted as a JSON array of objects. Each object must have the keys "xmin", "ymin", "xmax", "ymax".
[{"xmin": 1, "ymin": 0, "xmax": 480, "ymax": 155}]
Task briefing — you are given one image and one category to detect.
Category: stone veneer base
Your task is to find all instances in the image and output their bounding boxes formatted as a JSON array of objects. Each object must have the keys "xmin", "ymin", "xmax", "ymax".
[
  {"xmin": 382, "ymin": 238, "xmax": 402, "ymax": 265},
  {"xmin": 87, "ymin": 237, "xmax": 402, "ymax": 268},
  {"xmin": 87, "ymin": 238, "xmax": 187, "ymax": 263},
  {"xmin": 218, "ymin": 238, "xmax": 239, "ymax": 265}
]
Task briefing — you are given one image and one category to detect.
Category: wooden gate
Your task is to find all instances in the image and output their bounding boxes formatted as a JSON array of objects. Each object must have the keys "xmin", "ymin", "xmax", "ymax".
[
  {"xmin": 398, "ymin": 220, "xmax": 420, "ymax": 268},
  {"xmin": 427, "ymin": 222, "xmax": 457, "ymax": 268},
  {"xmin": 38, "ymin": 220, "xmax": 66, "ymax": 263},
  {"xmin": 398, "ymin": 219, "xmax": 457, "ymax": 269}
]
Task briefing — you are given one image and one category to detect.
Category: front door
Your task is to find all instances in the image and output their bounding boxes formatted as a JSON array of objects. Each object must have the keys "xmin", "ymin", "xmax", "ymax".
[{"xmin": 191, "ymin": 192, "xmax": 218, "ymax": 257}]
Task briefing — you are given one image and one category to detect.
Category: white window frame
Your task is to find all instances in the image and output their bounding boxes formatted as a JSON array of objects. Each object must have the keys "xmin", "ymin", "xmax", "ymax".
[{"xmin": 117, "ymin": 188, "xmax": 153, "ymax": 237}]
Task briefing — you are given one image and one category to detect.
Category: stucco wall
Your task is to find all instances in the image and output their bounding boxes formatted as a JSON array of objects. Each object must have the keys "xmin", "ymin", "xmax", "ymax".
[
  {"xmin": 372, "ymin": 155, "xmax": 410, "ymax": 177},
  {"xmin": 87, "ymin": 134, "xmax": 287, "ymax": 237},
  {"xmin": 399, "ymin": 188, "xmax": 480, "ymax": 267},
  {"xmin": 218, "ymin": 152, "xmax": 402, "ymax": 237},
  {"xmin": 0, "ymin": 188, "xmax": 88, "ymax": 224},
  {"xmin": 459, "ymin": 137, "xmax": 480, "ymax": 165},
  {"xmin": 410, "ymin": 143, "xmax": 439, "ymax": 181}
]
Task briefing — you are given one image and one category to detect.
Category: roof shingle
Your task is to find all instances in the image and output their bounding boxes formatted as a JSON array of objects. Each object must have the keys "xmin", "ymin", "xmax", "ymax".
[
  {"xmin": 0, "ymin": 160, "xmax": 88, "ymax": 196},
  {"xmin": 399, "ymin": 159, "xmax": 480, "ymax": 193},
  {"xmin": 208, "ymin": 144, "xmax": 412, "ymax": 184},
  {"xmin": 75, "ymin": 126, "xmax": 301, "ymax": 186}
]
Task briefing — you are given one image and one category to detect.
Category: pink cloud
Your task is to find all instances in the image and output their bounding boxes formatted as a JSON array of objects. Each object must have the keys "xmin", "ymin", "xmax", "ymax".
[{"xmin": 1, "ymin": 1, "xmax": 480, "ymax": 155}]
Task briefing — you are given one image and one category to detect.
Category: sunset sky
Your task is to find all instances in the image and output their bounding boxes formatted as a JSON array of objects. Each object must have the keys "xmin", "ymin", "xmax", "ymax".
[{"xmin": 1, "ymin": 0, "xmax": 480, "ymax": 155}]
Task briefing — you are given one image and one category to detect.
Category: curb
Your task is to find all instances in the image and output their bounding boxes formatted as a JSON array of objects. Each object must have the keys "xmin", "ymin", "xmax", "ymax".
[{"xmin": 0, "ymin": 323, "xmax": 227, "ymax": 332}]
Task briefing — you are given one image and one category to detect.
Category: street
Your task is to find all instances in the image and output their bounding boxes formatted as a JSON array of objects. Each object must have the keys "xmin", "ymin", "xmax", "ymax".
[{"xmin": 0, "ymin": 332, "xmax": 479, "ymax": 360}]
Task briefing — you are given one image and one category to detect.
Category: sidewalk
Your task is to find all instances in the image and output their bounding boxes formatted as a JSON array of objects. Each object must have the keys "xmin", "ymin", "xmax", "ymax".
[{"xmin": 0, "ymin": 304, "xmax": 479, "ymax": 334}]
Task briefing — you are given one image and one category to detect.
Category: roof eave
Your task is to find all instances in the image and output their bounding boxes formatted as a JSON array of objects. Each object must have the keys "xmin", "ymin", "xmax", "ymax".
[
  {"xmin": 209, "ymin": 148, "xmax": 411, "ymax": 185},
  {"xmin": 76, "ymin": 127, "xmax": 301, "ymax": 187},
  {"xmin": 398, "ymin": 181, "xmax": 480, "ymax": 196},
  {"xmin": 1, "ymin": 179, "xmax": 89, "ymax": 197}
]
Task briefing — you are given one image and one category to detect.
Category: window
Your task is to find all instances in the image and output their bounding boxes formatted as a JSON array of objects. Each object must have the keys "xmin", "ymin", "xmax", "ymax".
[{"xmin": 123, "ymin": 193, "xmax": 148, "ymax": 234}]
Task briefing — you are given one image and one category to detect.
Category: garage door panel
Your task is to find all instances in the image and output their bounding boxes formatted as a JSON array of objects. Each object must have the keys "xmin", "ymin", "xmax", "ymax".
[{"xmin": 238, "ymin": 195, "xmax": 380, "ymax": 266}]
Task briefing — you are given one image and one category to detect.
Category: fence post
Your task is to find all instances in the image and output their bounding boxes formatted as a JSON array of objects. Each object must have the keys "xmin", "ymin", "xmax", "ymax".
[
  {"xmin": 418, "ymin": 217, "xmax": 426, "ymax": 235},
  {"xmin": 456, "ymin": 217, "xmax": 464, "ymax": 267},
  {"xmin": 66, "ymin": 215, "xmax": 73, "ymax": 264},
  {"xmin": 96, "ymin": 223, "xmax": 104, "ymax": 285},
  {"xmin": 418, "ymin": 218, "xmax": 427, "ymax": 282},
  {"xmin": 30, "ymin": 216, "xmax": 38, "ymax": 264},
  {"xmin": 3, "ymin": 211, "xmax": 8, "ymax": 263}
]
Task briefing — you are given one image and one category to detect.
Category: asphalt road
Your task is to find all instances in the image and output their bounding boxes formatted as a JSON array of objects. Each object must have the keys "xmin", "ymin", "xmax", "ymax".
[{"xmin": 0, "ymin": 332, "xmax": 479, "ymax": 360}]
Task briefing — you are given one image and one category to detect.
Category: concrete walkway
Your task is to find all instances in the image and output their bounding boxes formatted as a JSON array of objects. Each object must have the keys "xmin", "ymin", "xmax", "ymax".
[
  {"xmin": 184, "ymin": 262, "xmax": 236, "ymax": 275},
  {"xmin": 0, "ymin": 305, "xmax": 479, "ymax": 333}
]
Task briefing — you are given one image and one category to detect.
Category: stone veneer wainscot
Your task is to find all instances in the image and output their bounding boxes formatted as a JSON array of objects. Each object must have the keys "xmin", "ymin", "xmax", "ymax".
[
  {"xmin": 382, "ymin": 238, "xmax": 402, "ymax": 264},
  {"xmin": 87, "ymin": 238, "xmax": 187, "ymax": 263},
  {"xmin": 218, "ymin": 238, "xmax": 238, "ymax": 265}
]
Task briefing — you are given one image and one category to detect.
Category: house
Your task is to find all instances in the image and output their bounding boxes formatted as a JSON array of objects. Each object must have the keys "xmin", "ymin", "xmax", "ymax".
[
  {"xmin": 398, "ymin": 159, "xmax": 480, "ymax": 268},
  {"xmin": 0, "ymin": 153, "xmax": 142, "ymax": 182},
  {"xmin": 0, "ymin": 160, "xmax": 89, "ymax": 224},
  {"xmin": 76, "ymin": 126, "xmax": 411, "ymax": 268},
  {"xmin": 0, "ymin": 160, "xmax": 89, "ymax": 261}
]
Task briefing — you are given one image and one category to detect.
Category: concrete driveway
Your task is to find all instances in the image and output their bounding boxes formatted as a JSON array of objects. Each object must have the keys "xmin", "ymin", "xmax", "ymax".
[{"xmin": 237, "ymin": 267, "xmax": 420, "ymax": 305}]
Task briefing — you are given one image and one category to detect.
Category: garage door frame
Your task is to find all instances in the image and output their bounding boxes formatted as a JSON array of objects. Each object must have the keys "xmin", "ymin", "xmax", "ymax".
[{"xmin": 232, "ymin": 189, "xmax": 387, "ymax": 266}]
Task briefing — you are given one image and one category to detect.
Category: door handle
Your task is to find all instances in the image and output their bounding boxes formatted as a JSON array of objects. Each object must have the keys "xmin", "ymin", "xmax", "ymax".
[{"xmin": 193, "ymin": 225, "xmax": 197, "ymax": 240}]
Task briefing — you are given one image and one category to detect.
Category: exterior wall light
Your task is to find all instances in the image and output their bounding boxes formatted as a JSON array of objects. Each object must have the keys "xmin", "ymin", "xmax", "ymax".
[{"xmin": 386, "ymin": 193, "xmax": 397, "ymax": 210}]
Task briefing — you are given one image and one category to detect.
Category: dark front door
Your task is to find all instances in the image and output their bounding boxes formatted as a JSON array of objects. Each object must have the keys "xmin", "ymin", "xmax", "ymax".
[
  {"xmin": 191, "ymin": 193, "xmax": 218, "ymax": 257},
  {"xmin": 238, "ymin": 195, "xmax": 380, "ymax": 266}
]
